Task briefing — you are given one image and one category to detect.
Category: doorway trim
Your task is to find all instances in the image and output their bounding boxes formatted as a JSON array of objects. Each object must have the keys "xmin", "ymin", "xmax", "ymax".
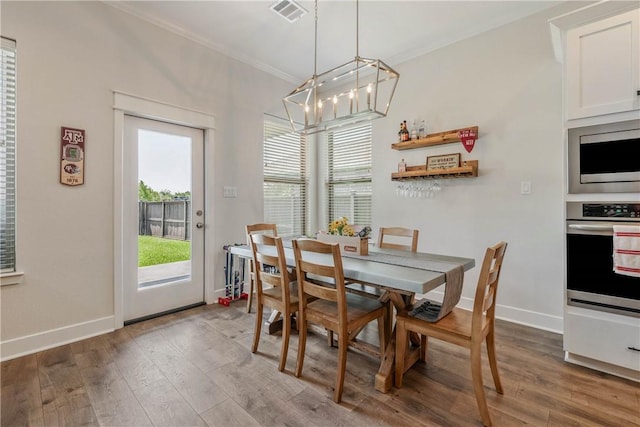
[{"xmin": 113, "ymin": 91, "xmax": 216, "ymax": 329}]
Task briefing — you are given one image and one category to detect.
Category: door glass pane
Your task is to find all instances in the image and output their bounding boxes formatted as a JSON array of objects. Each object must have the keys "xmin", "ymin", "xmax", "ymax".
[{"xmin": 137, "ymin": 129, "xmax": 192, "ymax": 288}]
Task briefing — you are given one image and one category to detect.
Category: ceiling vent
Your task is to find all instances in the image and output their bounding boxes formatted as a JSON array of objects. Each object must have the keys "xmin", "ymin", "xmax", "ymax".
[{"xmin": 270, "ymin": 0, "xmax": 307, "ymax": 23}]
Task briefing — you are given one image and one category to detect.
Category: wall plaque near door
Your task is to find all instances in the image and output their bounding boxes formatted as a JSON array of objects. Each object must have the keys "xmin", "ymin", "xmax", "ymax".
[{"xmin": 60, "ymin": 126, "xmax": 85, "ymax": 186}]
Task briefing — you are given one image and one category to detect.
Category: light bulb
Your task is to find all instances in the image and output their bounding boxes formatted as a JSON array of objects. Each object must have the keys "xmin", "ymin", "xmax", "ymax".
[{"xmin": 349, "ymin": 90, "xmax": 354, "ymax": 114}]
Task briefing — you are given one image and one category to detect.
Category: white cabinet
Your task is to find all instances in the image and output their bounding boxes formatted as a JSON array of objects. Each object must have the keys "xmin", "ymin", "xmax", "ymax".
[
  {"xmin": 564, "ymin": 306, "xmax": 640, "ymax": 381},
  {"xmin": 565, "ymin": 9, "xmax": 640, "ymax": 120}
]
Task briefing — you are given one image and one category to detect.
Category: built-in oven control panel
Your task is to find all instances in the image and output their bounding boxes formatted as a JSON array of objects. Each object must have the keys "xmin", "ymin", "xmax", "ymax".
[
  {"xmin": 567, "ymin": 202, "xmax": 640, "ymax": 221},
  {"xmin": 583, "ymin": 203, "xmax": 640, "ymax": 219}
]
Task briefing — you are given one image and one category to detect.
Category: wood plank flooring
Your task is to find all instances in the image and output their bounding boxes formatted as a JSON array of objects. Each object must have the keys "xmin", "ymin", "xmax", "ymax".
[{"xmin": 2, "ymin": 303, "xmax": 639, "ymax": 426}]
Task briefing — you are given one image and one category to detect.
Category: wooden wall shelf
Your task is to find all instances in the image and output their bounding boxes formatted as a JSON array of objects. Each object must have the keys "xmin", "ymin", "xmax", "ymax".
[
  {"xmin": 392, "ymin": 126, "xmax": 479, "ymax": 150},
  {"xmin": 392, "ymin": 160, "xmax": 478, "ymax": 180}
]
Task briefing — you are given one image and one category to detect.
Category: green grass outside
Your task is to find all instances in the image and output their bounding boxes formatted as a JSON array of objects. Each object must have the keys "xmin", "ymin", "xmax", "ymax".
[{"xmin": 138, "ymin": 235, "xmax": 191, "ymax": 267}]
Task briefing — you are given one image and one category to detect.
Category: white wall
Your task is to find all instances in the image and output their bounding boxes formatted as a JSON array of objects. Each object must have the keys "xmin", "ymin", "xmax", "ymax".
[
  {"xmin": 1, "ymin": 1, "xmax": 577, "ymax": 359},
  {"xmin": 0, "ymin": 1, "xmax": 290, "ymax": 359},
  {"xmin": 371, "ymin": 5, "xmax": 575, "ymax": 332}
]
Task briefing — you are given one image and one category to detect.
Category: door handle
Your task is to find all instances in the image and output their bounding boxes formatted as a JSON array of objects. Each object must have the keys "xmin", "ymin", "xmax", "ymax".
[
  {"xmin": 567, "ymin": 224, "xmax": 613, "ymax": 232},
  {"xmin": 196, "ymin": 222, "xmax": 204, "ymax": 229}
]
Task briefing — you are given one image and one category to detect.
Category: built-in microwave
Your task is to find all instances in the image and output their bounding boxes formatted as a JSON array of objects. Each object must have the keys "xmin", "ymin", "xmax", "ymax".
[{"xmin": 568, "ymin": 119, "xmax": 640, "ymax": 194}]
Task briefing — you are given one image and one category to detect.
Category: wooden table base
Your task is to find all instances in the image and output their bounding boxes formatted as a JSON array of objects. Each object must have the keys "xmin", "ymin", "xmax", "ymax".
[{"xmin": 375, "ymin": 291, "xmax": 421, "ymax": 393}]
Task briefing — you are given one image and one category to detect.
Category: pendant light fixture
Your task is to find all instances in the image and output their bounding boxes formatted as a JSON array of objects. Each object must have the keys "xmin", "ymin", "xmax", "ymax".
[{"xmin": 283, "ymin": 0, "xmax": 399, "ymax": 135}]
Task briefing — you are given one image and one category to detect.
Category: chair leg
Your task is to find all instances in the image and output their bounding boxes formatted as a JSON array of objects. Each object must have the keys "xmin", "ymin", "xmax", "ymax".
[
  {"xmin": 246, "ymin": 277, "xmax": 254, "ymax": 313},
  {"xmin": 470, "ymin": 339, "xmax": 492, "ymax": 427},
  {"xmin": 327, "ymin": 330, "xmax": 334, "ymax": 347},
  {"xmin": 252, "ymin": 301, "xmax": 263, "ymax": 353},
  {"xmin": 295, "ymin": 313, "xmax": 307, "ymax": 378},
  {"xmin": 419, "ymin": 335, "xmax": 428, "ymax": 362},
  {"xmin": 394, "ymin": 318, "xmax": 408, "ymax": 388},
  {"xmin": 333, "ymin": 331, "xmax": 349, "ymax": 403},
  {"xmin": 486, "ymin": 329, "xmax": 503, "ymax": 394},
  {"xmin": 279, "ymin": 311, "xmax": 291, "ymax": 372}
]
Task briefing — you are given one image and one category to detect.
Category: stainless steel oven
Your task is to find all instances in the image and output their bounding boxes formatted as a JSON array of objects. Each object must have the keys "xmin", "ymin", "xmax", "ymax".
[
  {"xmin": 568, "ymin": 119, "xmax": 640, "ymax": 194},
  {"xmin": 566, "ymin": 202, "xmax": 640, "ymax": 317}
]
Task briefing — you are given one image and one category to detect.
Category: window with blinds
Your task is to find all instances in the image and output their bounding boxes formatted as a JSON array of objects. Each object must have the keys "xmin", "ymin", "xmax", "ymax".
[
  {"xmin": 263, "ymin": 117, "xmax": 307, "ymax": 237},
  {"xmin": 1, "ymin": 37, "xmax": 16, "ymax": 272},
  {"xmin": 327, "ymin": 123, "xmax": 372, "ymax": 227}
]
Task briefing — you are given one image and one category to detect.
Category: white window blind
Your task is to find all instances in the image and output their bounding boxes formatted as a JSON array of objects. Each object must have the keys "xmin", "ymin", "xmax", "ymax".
[
  {"xmin": 328, "ymin": 123, "xmax": 372, "ymax": 227},
  {"xmin": 1, "ymin": 37, "xmax": 16, "ymax": 272},
  {"xmin": 263, "ymin": 117, "xmax": 307, "ymax": 237}
]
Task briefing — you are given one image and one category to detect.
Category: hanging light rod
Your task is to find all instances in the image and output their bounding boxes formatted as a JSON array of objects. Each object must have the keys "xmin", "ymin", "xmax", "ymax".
[{"xmin": 282, "ymin": 0, "xmax": 399, "ymax": 135}]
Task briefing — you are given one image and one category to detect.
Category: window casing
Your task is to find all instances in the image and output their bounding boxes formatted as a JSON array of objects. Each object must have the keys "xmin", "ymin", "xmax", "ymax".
[
  {"xmin": 1, "ymin": 37, "xmax": 16, "ymax": 272},
  {"xmin": 263, "ymin": 117, "xmax": 307, "ymax": 237},
  {"xmin": 327, "ymin": 124, "xmax": 372, "ymax": 226}
]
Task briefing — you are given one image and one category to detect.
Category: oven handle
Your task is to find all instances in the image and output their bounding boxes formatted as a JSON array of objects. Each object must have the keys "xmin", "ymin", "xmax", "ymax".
[{"xmin": 567, "ymin": 224, "xmax": 614, "ymax": 232}]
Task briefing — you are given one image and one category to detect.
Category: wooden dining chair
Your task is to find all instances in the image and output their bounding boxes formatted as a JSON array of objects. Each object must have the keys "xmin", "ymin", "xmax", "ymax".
[
  {"xmin": 245, "ymin": 223, "xmax": 278, "ymax": 313},
  {"xmin": 292, "ymin": 238, "xmax": 388, "ymax": 403},
  {"xmin": 394, "ymin": 241, "xmax": 508, "ymax": 427},
  {"xmin": 377, "ymin": 226, "xmax": 419, "ymax": 252},
  {"xmin": 249, "ymin": 233, "xmax": 300, "ymax": 372}
]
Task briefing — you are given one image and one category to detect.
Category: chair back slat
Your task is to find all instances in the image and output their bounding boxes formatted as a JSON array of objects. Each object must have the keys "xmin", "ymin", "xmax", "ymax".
[
  {"xmin": 246, "ymin": 223, "xmax": 277, "ymax": 243},
  {"xmin": 378, "ymin": 227, "xmax": 419, "ymax": 252},
  {"xmin": 482, "ymin": 286, "xmax": 496, "ymax": 312},
  {"xmin": 250, "ymin": 233, "xmax": 289, "ymax": 302},
  {"xmin": 298, "ymin": 259, "xmax": 336, "ymax": 278},
  {"xmin": 293, "ymin": 239, "xmax": 347, "ymax": 317},
  {"xmin": 303, "ymin": 278, "xmax": 339, "ymax": 302},
  {"xmin": 254, "ymin": 251, "xmax": 279, "ymax": 271},
  {"xmin": 472, "ymin": 241, "xmax": 507, "ymax": 332},
  {"xmin": 260, "ymin": 272, "xmax": 282, "ymax": 288}
]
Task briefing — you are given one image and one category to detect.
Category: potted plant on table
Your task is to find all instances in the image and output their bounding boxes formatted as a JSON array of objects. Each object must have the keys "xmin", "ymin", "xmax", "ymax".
[{"xmin": 317, "ymin": 217, "xmax": 370, "ymax": 255}]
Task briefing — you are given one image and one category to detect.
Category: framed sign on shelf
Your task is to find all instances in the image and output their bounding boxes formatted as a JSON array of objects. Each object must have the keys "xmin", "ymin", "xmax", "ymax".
[{"xmin": 426, "ymin": 153, "xmax": 460, "ymax": 170}]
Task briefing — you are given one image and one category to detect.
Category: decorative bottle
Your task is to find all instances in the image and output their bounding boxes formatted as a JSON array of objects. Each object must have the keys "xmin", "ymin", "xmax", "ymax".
[
  {"xmin": 418, "ymin": 120, "xmax": 426, "ymax": 139},
  {"xmin": 398, "ymin": 158, "xmax": 407, "ymax": 173},
  {"xmin": 410, "ymin": 120, "xmax": 418, "ymax": 140},
  {"xmin": 402, "ymin": 121, "xmax": 410, "ymax": 142}
]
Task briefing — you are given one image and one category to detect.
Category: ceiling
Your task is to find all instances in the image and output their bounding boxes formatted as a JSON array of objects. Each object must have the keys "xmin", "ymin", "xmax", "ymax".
[{"xmin": 106, "ymin": 1, "xmax": 564, "ymax": 84}]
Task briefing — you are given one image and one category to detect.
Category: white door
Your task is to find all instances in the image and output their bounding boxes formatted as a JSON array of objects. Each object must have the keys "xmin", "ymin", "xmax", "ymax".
[{"xmin": 123, "ymin": 115, "xmax": 205, "ymax": 322}]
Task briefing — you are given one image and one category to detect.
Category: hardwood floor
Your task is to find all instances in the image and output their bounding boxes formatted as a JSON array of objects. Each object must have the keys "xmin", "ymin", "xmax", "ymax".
[{"xmin": 2, "ymin": 303, "xmax": 638, "ymax": 426}]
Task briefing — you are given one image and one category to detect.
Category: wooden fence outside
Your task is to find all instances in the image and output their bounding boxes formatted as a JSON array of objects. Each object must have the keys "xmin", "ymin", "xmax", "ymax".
[{"xmin": 139, "ymin": 201, "xmax": 191, "ymax": 241}]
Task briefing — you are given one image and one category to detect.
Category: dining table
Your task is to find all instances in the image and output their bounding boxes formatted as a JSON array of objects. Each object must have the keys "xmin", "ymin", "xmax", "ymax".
[{"xmin": 229, "ymin": 240, "xmax": 475, "ymax": 393}]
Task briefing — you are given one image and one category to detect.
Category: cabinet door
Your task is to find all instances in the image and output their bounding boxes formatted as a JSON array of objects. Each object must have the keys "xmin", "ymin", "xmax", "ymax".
[
  {"xmin": 566, "ymin": 9, "xmax": 639, "ymax": 119},
  {"xmin": 565, "ymin": 308, "xmax": 640, "ymax": 374}
]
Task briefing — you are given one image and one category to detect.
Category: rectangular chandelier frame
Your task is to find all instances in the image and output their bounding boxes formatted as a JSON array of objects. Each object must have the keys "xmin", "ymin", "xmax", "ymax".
[{"xmin": 283, "ymin": 56, "xmax": 399, "ymax": 135}]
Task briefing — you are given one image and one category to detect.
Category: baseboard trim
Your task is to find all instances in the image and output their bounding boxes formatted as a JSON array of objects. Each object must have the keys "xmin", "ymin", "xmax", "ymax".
[
  {"xmin": 0, "ymin": 316, "xmax": 115, "ymax": 362},
  {"xmin": 424, "ymin": 290, "xmax": 564, "ymax": 334},
  {"xmin": 565, "ymin": 351, "xmax": 640, "ymax": 382}
]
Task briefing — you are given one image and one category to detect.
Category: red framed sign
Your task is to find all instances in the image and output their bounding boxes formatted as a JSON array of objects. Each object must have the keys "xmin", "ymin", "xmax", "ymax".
[
  {"xmin": 458, "ymin": 128, "xmax": 477, "ymax": 153},
  {"xmin": 60, "ymin": 127, "xmax": 85, "ymax": 186}
]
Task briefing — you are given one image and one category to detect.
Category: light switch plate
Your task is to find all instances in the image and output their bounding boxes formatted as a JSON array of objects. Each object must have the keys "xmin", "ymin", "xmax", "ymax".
[
  {"xmin": 223, "ymin": 186, "xmax": 237, "ymax": 198},
  {"xmin": 520, "ymin": 181, "xmax": 532, "ymax": 195}
]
